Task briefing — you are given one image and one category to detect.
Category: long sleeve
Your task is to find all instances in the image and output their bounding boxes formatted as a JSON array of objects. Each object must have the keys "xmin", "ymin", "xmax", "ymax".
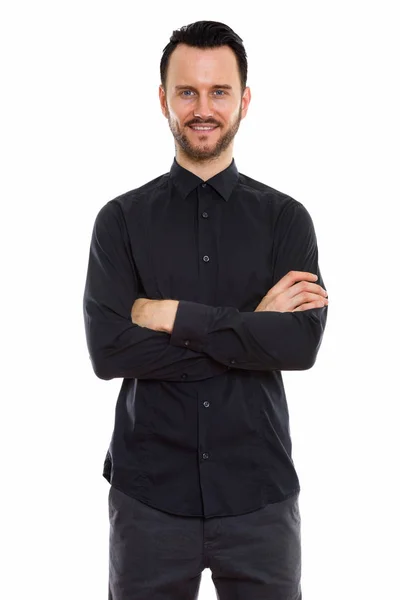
[
  {"xmin": 169, "ymin": 199, "xmax": 328, "ymax": 371},
  {"xmin": 82, "ymin": 200, "xmax": 228, "ymax": 381}
]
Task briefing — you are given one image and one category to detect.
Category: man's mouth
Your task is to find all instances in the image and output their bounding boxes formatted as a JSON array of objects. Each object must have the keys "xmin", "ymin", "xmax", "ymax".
[{"xmin": 189, "ymin": 125, "xmax": 218, "ymax": 132}]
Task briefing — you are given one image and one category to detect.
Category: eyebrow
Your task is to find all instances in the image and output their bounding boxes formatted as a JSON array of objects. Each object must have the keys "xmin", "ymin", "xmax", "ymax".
[{"xmin": 174, "ymin": 84, "xmax": 233, "ymax": 91}]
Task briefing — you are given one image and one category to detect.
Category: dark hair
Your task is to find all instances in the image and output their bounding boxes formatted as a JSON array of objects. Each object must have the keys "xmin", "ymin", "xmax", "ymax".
[{"xmin": 160, "ymin": 20, "xmax": 248, "ymax": 94}]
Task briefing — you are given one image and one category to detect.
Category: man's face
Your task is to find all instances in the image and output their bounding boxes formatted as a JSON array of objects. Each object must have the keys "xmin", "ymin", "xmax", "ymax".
[{"xmin": 159, "ymin": 44, "xmax": 250, "ymax": 161}]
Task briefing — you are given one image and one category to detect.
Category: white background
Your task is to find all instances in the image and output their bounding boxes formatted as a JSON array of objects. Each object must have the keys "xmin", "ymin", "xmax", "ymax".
[{"xmin": 1, "ymin": 1, "xmax": 399, "ymax": 598}]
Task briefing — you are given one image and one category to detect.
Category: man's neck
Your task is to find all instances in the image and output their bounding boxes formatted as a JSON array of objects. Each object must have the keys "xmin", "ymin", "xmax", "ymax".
[{"xmin": 175, "ymin": 148, "xmax": 233, "ymax": 182}]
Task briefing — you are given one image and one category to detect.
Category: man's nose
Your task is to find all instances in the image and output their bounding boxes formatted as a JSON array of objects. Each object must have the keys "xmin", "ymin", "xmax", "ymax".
[{"xmin": 193, "ymin": 94, "xmax": 214, "ymax": 120}]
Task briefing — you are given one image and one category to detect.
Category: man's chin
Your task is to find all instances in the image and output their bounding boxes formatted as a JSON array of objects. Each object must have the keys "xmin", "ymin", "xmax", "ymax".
[
  {"xmin": 183, "ymin": 145, "xmax": 221, "ymax": 160},
  {"xmin": 177, "ymin": 138, "xmax": 217, "ymax": 157}
]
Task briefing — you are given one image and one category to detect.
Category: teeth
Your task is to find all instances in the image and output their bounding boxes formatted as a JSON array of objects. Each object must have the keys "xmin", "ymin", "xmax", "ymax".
[{"xmin": 192, "ymin": 126, "xmax": 215, "ymax": 130}]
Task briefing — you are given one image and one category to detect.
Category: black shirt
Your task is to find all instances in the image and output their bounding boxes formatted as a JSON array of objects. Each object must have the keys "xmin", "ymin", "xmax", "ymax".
[{"xmin": 83, "ymin": 156, "xmax": 328, "ymax": 518}]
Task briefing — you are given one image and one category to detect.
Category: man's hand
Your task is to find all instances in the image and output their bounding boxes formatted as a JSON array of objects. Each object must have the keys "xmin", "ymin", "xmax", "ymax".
[
  {"xmin": 255, "ymin": 271, "xmax": 329, "ymax": 313},
  {"xmin": 131, "ymin": 298, "xmax": 179, "ymax": 333}
]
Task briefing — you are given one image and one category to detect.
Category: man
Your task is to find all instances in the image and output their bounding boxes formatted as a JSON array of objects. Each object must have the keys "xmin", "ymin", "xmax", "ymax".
[{"xmin": 83, "ymin": 19, "xmax": 329, "ymax": 600}]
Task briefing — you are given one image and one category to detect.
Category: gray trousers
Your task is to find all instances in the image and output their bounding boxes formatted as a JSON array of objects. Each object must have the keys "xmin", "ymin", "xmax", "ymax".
[{"xmin": 108, "ymin": 485, "xmax": 302, "ymax": 600}]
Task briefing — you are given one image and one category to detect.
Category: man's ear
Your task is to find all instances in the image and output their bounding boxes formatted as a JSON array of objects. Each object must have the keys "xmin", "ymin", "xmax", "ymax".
[
  {"xmin": 159, "ymin": 85, "xmax": 167, "ymax": 118},
  {"xmin": 240, "ymin": 86, "xmax": 251, "ymax": 120}
]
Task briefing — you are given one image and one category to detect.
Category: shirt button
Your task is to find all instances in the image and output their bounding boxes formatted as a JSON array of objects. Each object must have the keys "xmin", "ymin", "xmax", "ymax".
[
  {"xmin": 230, "ymin": 359, "xmax": 236, "ymax": 365},
  {"xmin": 181, "ymin": 373, "xmax": 188, "ymax": 379},
  {"xmin": 203, "ymin": 255, "xmax": 210, "ymax": 262},
  {"xmin": 202, "ymin": 183, "xmax": 207, "ymax": 188},
  {"xmin": 203, "ymin": 401, "xmax": 210, "ymax": 408},
  {"xmin": 202, "ymin": 211, "xmax": 209, "ymax": 218},
  {"xmin": 184, "ymin": 340, "xmax": 190, "ymax": 346},
  {"xmin": 202, "ymin": 452, "xmax": 209, "ymax": 459}
]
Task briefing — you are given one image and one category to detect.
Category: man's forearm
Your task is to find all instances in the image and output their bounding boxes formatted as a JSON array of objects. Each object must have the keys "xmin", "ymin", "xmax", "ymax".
[
  {"xmin": 131, "ymin": 298, "xmax": 179, "ymax": 333},
  {"xmin": 159, "ymin": 300, "xmax": 180, "ymax": 333}
]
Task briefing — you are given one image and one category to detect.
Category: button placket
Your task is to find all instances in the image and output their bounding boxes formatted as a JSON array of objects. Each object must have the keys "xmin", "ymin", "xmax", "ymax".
[{"xmin": 199, "ymin": 182, "xmax": 212, "ymax": 272}]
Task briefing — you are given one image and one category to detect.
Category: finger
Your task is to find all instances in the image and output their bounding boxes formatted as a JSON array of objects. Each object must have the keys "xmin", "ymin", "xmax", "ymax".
[
  {"xmin": 273, "ymin": 271, "xmax": 318, "ymax": 296},
  {"xmin": 286, "ymin": 281, "xmax": 327, "ymax": 300},
  {"xmin": 292, "ymin": 291, "xmax": 328, "ymax": 306},
  {"xmin": 286, "ymin": 293, "xmax": 327, "ymax": 312},
  {"xmin": 292, "ymin": 299, "xmax": 327, "ymax": 312}
]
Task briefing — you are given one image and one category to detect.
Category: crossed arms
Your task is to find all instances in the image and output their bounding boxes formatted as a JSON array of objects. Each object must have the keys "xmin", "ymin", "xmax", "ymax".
[{"xmin": 83, "ymin": 199, "xmax": 328, "ymax": 381}]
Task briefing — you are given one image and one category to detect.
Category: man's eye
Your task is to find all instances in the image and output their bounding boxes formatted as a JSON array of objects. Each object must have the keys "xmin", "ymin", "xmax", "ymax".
[{"xmin": 180, "ymin": 90, "xmax": 226, "ymax": 97}]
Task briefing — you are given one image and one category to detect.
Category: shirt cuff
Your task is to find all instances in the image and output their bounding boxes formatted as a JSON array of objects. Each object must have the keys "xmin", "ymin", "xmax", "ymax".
[{"xmin": 169, "ymin": 300, "xmax": 215, "ymax": 352}]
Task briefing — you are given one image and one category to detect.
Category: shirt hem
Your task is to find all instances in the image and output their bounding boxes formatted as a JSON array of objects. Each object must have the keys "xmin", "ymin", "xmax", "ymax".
[{"xmin": 105, "ymin": 472, "xmax": 300, "ymax": 519}]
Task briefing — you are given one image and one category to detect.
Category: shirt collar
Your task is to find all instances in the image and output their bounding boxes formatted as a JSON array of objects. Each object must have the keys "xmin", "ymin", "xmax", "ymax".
[{"xmin": 169, "ymin": 156, "xmax": 239, "ymax": 202}]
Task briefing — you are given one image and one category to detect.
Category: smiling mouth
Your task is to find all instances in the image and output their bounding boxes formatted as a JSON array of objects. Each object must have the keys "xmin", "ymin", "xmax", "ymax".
[{"xmin": 189, "ymin": 125, "xmax": 218, "ymax": 132}]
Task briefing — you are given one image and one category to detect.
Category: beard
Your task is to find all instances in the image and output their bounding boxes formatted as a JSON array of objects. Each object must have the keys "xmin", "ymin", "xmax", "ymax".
[{"xmin": 166, "ymin": 105, "xmax": 242, "ymax": 162}]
